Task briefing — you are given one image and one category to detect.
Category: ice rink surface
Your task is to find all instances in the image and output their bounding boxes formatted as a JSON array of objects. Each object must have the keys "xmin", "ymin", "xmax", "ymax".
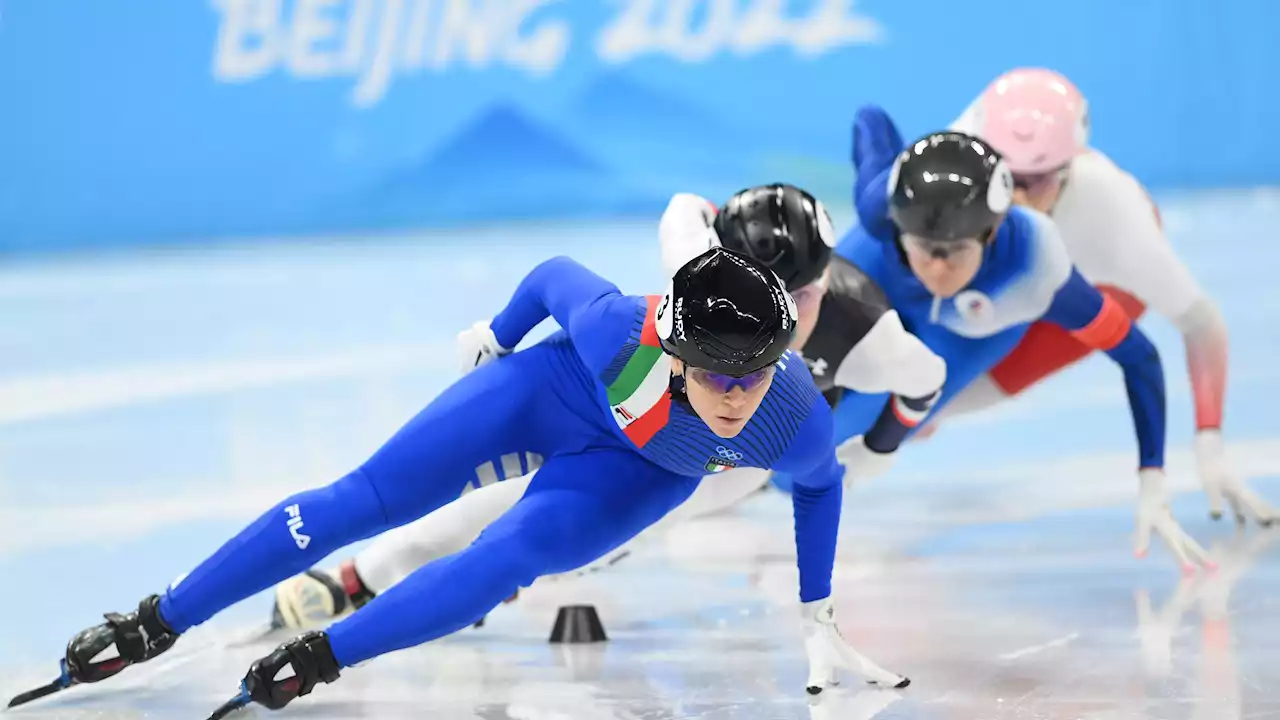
[{"xmin": 1, "ymin": 190, "xmax": 1279, "ymax": 719}]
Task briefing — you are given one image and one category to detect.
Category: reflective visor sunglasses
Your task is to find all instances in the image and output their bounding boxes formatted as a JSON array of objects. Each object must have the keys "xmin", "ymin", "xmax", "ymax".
[{"xmin": 686, "ymin": 365, "xmax": 775, "ymax": 394}]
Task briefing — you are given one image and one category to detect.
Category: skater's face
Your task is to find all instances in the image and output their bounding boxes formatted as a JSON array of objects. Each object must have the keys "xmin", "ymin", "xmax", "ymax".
[
  {"xmin": 672, "ymin": 359, "xmax": 775, "ymax": 438},
  {"xmin": 789, "ymin": 269, "xmax": 828, "ymax": 349},
  {"xmin": 1012, "ymin": 165, "xmax": 1069, "ymax": 214},
  {"xmin": 902, "ymin": 233, "xmax": 984, "ymax": 298}
]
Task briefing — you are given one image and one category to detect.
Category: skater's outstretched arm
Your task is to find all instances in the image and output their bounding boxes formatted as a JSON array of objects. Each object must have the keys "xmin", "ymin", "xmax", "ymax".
[
  {"xmin": 769, "ymin": 392, "xmax": 911, "ymax": 694},
  {"xmin": 489, "ymin": 256, "xmax": 631, "ymax": 368},
  {"xmin": 1040, "ymin": 265, "xmax": 1214, "ymax": 568},
  {"xmin": 1043, "ymin": 266, "xmax": 1166, "ymax": 470},
  {"xmin": 850, "ymin": 105, "xmax": 906, "ymax": 241},
  {"xmin": 773, "ymin": 393, "xmax": 845, "ymax": 603}
]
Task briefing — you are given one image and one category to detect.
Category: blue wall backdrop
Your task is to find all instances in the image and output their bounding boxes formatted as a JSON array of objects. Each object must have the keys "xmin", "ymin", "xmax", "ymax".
[{"xmin": 1, "ymin": 0, "xmax": 1277, "ymax": 252}]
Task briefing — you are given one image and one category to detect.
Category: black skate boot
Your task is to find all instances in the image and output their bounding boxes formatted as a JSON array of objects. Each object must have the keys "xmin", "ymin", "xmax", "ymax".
[
  {"xmin": 243, "ymin": 630, "xmax": 341, "ymax": 710},
  {"xmin": 65, "ymin": 594, "xmax": 180, "ymax": 684}
]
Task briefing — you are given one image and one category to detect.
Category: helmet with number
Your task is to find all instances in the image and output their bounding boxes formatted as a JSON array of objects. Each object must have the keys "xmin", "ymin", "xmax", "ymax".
[
  {"xmin": 712, "ymin": 184, "xmax": 836, "ymax": 291},
  {"xmin": 967, "ymin": 67, "xmax": 1089, "ymax": 175},
  {"xmin": 656, "ymin": 246, "xmax": 797, "ymax": 376},
  {"xmin": 888, "ymin": 131, "xmax": 1014, "ymax": 242}
]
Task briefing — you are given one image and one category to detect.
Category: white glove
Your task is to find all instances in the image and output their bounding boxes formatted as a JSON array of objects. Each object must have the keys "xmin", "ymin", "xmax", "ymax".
[
  {"xmin": 1135, "ymin": 468, "xmax": 1214, "ymax": 573},
  {"xmin": 456, "ymin": 320, "xmax": 510, "ymax": 376},
  {"xmin": 1196, "ymin": 429, "xmax": 1277, "ymax": 526},
  {"xmin": 835, "ymin": 435, "xmax": 896, "ymax": 487},
  {"xmin": 658, "ymin": 192, "xmax": 720, "ymax": 278},
  {"xmin": 800, "ymin": 597, "xmax": 908, "ymax": 695}
]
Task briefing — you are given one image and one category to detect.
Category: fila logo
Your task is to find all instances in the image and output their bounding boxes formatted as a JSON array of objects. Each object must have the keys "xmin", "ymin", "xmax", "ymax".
[{"xmin": 285, "ymin": 504, "xmax": 312, "ymax": 550}]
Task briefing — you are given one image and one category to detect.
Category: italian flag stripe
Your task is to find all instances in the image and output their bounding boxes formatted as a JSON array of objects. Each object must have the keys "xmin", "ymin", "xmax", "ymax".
[
  {"xmin": 605, "ymin": 296, "xmax": 664, "ymax": 405},
  {"xmin": 606, "ymin": 295, "xmax": 672, "ymax": 448},
  {"xmin": 624, "ymin": 394, "xmax": 671, "ymax": 447},
  {"xmin": 606, "ymin": 345, "xmax": 663, "ymax": 405}
]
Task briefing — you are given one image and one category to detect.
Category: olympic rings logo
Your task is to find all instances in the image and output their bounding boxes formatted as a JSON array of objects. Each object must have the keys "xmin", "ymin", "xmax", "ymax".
[{"xmin": 716, "ymin": 446, "xmax": 743, "ymax": 461}]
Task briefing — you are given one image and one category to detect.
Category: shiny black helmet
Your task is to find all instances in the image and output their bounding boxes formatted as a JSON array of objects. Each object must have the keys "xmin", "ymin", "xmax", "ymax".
[
  {"xmin": 656, "ymin": 246, "xmax": 797, "ymax": 376},
  {"xmin": 888, "ymin": 131, "xmax": 1014, "ymax": 242},
  {"xmin": 713, "ymin": 183, "xmax": 835, "ymax": 290}
]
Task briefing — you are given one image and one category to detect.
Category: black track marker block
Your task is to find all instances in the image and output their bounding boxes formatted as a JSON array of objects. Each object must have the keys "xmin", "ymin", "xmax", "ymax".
[{"xmin": 549, "ymin": 604, "xmax": 608, "ymax": 644}]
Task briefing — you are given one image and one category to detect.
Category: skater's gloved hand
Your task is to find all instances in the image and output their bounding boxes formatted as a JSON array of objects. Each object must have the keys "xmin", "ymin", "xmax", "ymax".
[
  {"xmin": 456, "ymin": 320, "xmax": 510, "ymax": 376},
  {"xmin": 1135, "ymin": 468, "xmax": 1215, "ymax": 574},
  {"xmin": 835, "ymin": 435, "xmax": 896, "ymax": 487},
  {"xmin": 851, "ymin": 105, "xmax": 905, "ymax": 171},
  {"xmin": 1196, "ymin": 429, "xmax": 1277, "ymax": 527},
  {"xmin": 658, "ymin": 192, "xmax": 720, "ymax": 279},
  {"xmin": 800, "ymin": 596, "xmax": 908, "ymax": 695}
]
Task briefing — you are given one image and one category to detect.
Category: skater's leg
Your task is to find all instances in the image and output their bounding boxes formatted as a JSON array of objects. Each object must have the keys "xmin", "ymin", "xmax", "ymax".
[
  {"xmin": 352, "ymin": 464, "xmax": 765, "ymax": 593},
  {"xmin": 354, "ymin": 471, "xmax": 537, "ymax": 594},
  {"xmin": 936, "ymin": 285, "xmax": 1148, "ymax": 422},
  {"xmin": 326, "ymin": 448, "xmax": 697, "ymax": 666},
  {"xmin": 274, "ymin": 467, "xmax": 542, "ymax": 628},
  {"xmin": 160, "ymin": 344, "xmax": 581, "ymax": 633},
  {"xmin": 546, "ymin": 466, "xmax": 772, "ymax": 579}
]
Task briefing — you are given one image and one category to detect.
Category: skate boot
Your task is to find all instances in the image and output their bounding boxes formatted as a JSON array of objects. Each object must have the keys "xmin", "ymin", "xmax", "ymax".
[
  {"xmin": 243, "ymin": 631, "xmax": 341, "ymax": 710},
  {"xmin": 65, "ymin": 594, "xmax": 180, "ymax": 684},
  {"xmin": 271, "ymin": 559, "xmax": 374, "ymax": 629}
]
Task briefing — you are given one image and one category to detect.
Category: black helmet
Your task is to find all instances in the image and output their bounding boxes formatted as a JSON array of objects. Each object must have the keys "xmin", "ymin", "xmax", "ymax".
[
  {"xmin": 713, "ymin": 183, "xmax": 835, "ymax": 290},
  {"xmin": 656, "ymin": 246, "xmax": 797, "ymax": 376},
  {"xmin": 888, "ymin": 131, "xmax": 1014, "ymax": 242}
]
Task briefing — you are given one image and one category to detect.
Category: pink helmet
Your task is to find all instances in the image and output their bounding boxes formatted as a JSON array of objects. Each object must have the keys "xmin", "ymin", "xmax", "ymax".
[{"xmin": 970, "ymin": 68, "xmax": 1089, "ymax": 176}]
